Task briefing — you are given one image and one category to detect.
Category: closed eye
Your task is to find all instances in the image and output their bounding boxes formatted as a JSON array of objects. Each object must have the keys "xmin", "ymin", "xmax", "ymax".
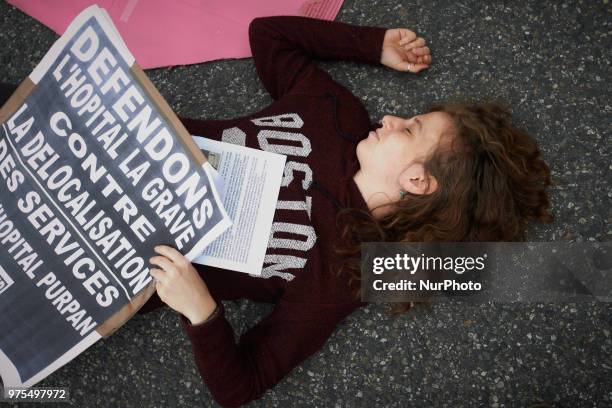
[{"xmin": 405, "ymin": 127, "xmax": 412, "ymax": 135}]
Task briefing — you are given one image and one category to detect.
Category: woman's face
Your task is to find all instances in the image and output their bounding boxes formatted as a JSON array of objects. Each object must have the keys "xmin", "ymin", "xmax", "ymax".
[{"xmin": 356, "ymin": 111, "xmax": 454, "ymax": 199}]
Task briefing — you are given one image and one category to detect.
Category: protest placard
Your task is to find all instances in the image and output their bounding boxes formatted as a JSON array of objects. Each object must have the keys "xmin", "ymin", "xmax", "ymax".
[{"xmin": 0, "ymin": 5, "xmax": 230, "ymax": 387}]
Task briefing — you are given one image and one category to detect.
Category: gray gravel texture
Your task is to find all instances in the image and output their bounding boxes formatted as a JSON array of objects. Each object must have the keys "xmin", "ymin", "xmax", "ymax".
[{"xmin": 1, "ymin": 0, "xmax": 611, "ymax": 407}]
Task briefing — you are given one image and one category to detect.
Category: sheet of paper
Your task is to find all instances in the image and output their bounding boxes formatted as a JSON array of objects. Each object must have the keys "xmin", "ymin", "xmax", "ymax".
[{"xmin": 191, "ymin": 136, "xmax": 286, "ymax": 275}]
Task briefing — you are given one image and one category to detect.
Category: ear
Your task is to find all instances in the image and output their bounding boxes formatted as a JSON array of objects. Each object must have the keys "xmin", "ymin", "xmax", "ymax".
[{"xmin": 398, "ymin": 163, "xmax": 438, "ymax": 196}]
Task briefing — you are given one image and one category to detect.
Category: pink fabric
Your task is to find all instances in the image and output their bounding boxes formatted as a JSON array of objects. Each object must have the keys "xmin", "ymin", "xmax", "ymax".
[{"xmin": 7, "ymin": 0, "xmax": 344, "ymax": 69}]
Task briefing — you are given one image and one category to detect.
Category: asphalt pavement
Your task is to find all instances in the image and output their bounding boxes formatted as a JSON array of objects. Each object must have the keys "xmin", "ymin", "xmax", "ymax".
[{"xmin": 0, "ymin": 0, "xmax": 610, "ymax": 407}]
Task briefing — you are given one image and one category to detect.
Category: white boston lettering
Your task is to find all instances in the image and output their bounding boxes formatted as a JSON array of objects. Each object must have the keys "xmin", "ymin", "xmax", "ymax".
[
  {"xmin": 276, "ymin": 197, "xmax": 312, "ymax": 219},
  {"xmin": 220, "ymin": 112, "xmax": 319, "ymax": 281},
  {"xmin": 254, "ymin": 254, "xmax": 306, "ymax": 280},
  {"xmin": 282, "ymin": 161, "xmax": 312, "ymax": 189},
  {"xmin": 251, "ymin": 113, "xmax": 304, "ymax": 128},
  {"xmin": 257, "ymin": 130, "xmax": 311, "ymax": 157},
  {"xmin": 268, "ymin": 222, "xmax": 317, "ymax": 251},
  {"xmin": 221, "ymin": 126, "xmax": 247, "ymax": 146}
]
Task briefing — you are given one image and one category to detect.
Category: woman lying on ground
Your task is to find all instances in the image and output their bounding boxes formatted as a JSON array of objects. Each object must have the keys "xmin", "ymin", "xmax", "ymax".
[
  {"xmin": 0, "ymin": 15, "xmax": 552, "ymax": 408},
  {"xmin": 146, "ymin": 15, "xmax": 553, "ymax": 407}
]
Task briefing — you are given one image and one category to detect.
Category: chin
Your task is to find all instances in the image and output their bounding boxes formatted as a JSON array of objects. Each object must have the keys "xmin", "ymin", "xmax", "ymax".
[
  {"xmin": 355, "ymin": 139, "xmax": 368, "ymax": 164},
  {"xmin": 355, "ymin": 145, "xmax": 366, "ymax": 170}
]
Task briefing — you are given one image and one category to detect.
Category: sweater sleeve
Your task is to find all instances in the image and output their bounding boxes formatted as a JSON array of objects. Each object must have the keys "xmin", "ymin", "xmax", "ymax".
[
  {"xmin": 248, "ymin": 16, "xmax": 387, "ymax": 100},
  {"xmin": 179, "ymin": 298, "xmax": 359, "ymax": 408}
]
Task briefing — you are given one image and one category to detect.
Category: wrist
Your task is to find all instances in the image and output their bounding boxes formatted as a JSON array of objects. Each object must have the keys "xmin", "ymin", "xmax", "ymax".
[
  {"xmin": 380, "ymin": 29, "xmax": 398, "ymax": 64},
  {"xmin": 186, "ymin": 297, "xmax": 218, "ymax": 326}
]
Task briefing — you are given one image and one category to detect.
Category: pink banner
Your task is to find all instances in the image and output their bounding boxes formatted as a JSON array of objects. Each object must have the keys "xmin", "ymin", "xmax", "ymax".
[{"xmin": 7, "ymin": 0, "xmax": 344, "ymax": 68}]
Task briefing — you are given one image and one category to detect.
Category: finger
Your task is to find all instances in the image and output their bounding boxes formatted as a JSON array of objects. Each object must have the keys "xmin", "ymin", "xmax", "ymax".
[
  {"xmin": 410, "ymin": 63, "xmax": 430, "ymax": 73},
  {"xmin": 401, "ymin": 48, "xmax": 417, "ymax": 63},
  {"xmin": 149, "ymin": 256, "xmax": 178, "ymax": 274},
  {"xmin": 416, "ymin": 54, "xmax": 432, "ymax": 64},
  {"xmin": 404, "ymin": 37, "xmax": 426, "ymax": 51},
  {"xmin": 398, "ymin": 30, "xmax": 417, "ymax": 45},
  {"xmin": 154, "ymin": 245, "xmax": 185, "ymax": 265},
  {"xmin": 411, "ymin": 46, "xmax": 431, "ymax": 56},
  {"xmin": 149, "ymin": 268, "xmax": 166, "ymax": 282},
  {"xmin": 395, "ymin": 62, "xmax": 414, "ymax": 72},
  {"xmin": 410, "ymin": 46, "xmax": 430, "ymax": 58},
  {"xmin": 155, "ymin": 279, "xmax": 164, "ymax": 295},
  {"xmin": 398, "ymin": 62, "xmax": 430, "ymax": 73}
]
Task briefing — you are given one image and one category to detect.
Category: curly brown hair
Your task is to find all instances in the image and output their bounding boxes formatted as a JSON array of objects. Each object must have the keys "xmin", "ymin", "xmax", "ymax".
[{"xmin": 333, "ymin": 100, "xmax": 554, "ymax": 315}]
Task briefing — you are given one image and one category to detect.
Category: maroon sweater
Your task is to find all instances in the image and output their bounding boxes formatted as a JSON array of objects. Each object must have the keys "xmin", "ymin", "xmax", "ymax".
[{"xmin": 137, "ymin": 16, "xmax": 387, "ymax": 407}]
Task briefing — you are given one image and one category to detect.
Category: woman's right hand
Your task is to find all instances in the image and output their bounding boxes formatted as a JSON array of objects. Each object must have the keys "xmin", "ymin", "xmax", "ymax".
[{"xmin": 380, "ymin": 28, "xmax": 431, "ymax": 73}]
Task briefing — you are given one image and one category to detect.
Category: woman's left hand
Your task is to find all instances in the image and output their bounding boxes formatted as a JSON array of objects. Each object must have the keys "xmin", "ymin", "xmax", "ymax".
[
  {"xmin": 380, "ymin": 28, "xmax": 431, "ymax": 73},
  {"xmin": 149, "ymin": 245, "xmax": 217, "ymax": 325}
]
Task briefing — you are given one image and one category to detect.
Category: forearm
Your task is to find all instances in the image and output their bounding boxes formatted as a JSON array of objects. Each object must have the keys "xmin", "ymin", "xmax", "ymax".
[
  {"xmin": 250, "ymin": 16, "xmax": 387, "ymax": 65},
  {"xmin": 180, "ymin": 303, "xmax": 269, "ymax": 407},
  {"xmin": 179, "ymin": 300, "xmax": 358, "ymax": 407},
  {"xmin": 249, "ymin": 16, "xmax": 387, "ymax": 98}
]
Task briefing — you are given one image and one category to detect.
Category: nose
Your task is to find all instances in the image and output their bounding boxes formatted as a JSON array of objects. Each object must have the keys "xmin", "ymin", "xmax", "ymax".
[{"xmin": 381, "ymin": 115, "xmax": 400, "ymax": 130}]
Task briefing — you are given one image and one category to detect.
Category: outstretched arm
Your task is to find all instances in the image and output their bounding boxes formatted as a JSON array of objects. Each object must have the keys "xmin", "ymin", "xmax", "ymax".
[{"xmin": 248, "ymin": 16, "xmax": 431, "ymax": 100}]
